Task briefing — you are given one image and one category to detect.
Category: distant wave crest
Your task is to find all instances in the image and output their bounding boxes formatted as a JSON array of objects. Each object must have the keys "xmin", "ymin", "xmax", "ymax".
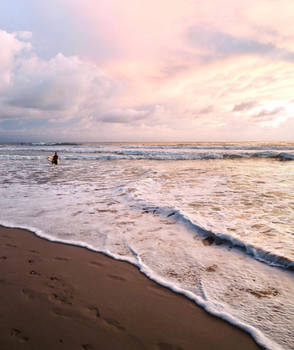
[
  {"xmin": 1, "ymin": 142, "xmax": 294, "ymax": 161},
  {"xmin": 1, "ymin": 150, "xmax": 294, "ymax": 161}
]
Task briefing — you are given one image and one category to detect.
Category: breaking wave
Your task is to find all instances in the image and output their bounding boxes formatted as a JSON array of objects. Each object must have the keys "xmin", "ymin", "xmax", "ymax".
[
  {"xmin": 127, "ymin": 200, "xmax": 294, "ymax": 271},
  {"xmin": 1, "ymin": 151, "xmax": 294, "ymax": 161}
]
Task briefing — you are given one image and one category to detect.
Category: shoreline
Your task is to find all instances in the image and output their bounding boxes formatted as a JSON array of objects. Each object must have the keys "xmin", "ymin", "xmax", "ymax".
[{"xmin": 0, "ymin": 225, "xmax": 262, "ymax": 350}]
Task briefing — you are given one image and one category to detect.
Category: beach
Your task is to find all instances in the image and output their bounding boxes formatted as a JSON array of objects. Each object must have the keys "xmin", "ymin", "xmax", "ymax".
[
  {"xmin": 0, "ymin": 225, "xmax": 261, "ymax": 350},
  {"xmin": 1, "ymin": 142, "xmax": 294, "ymax": 349}
]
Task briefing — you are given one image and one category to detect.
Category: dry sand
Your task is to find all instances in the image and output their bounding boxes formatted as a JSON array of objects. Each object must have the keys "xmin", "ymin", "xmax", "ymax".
[{"xmin": 0, "ymin": 225, "xmax": 262, "ymax": 350}]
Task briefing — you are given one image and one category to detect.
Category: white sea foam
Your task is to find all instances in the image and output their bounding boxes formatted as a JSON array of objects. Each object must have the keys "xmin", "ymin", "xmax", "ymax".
[
  {"xmin": 1, "ymin": 142, "xmax": 294, "ymax": 350},
  {"xmin": 1, "ymin": 142, "xmax": 294, "ymax": 161},
  {"xmin": 1, "ymin": 151, "xmax": 294, "ymax": 161}
]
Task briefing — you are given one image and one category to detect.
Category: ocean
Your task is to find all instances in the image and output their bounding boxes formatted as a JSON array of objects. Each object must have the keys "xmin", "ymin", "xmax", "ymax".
[{"xmin": 0, "ymin": 141, "xmax": 294, "ymax": 350}]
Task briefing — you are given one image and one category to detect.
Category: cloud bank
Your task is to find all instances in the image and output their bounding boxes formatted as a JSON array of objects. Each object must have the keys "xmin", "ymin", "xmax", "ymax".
[{"xmin": 0, "ymin": 0, "xmax": 294, "ymax": 141}]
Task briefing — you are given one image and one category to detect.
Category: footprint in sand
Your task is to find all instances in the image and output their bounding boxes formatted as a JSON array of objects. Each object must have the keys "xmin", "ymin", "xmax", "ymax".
[
  {"xmin": 52, "ymin": 307, "xmax": 72, "ymax": 319},
  {"xmin": 48, "ymin": 277, "xmax": 74, "ymax": 305},
  {"xmin": 103, "ymin": 317, "xmax": 126, "ymax": 331},
  {"xmin": 10, "ymin": 328, "xmax": 29, "ymax": 343},
  {"xmin": 87, "ymin": 306, "xmax": 125, "ymax": 331},
  {"xmin": 54, "ymin": 256, "xmax": 69, "ymax": 261},
  {"xmin": 6, "ymin": 243, "xmax": 17, "ymax": 248},
  {"xmin": 49, "ymin": 276, "xmax": 60, "ymax": 281},
  {"xmin": 51, "ymin": 292, "xmax": 73, "ymax": 305},
  {"xmin": 28, "ymin": 259, "xmax": 34, "ymax": 263},
  {"xmin": 29, "ymin": 270, "xmax": 40, "ymax": 276},
  {"xmin": 22, "ymin": 288, "xmax": 39, "ymax": 300},
  {"xmin": 108, "ymin": 274, "xmax": 126, "ymax": 282},
  {"xmin": 89, "ymin": 261, "xmax": 104, "ymax": 267},
  {"xmin": 88, "ymin": 306, "xmax": 101, "ymax": 318}
]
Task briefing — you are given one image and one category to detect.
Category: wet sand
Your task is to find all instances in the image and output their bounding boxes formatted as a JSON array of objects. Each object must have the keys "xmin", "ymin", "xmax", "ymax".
[{"xmin": 0, "ymin": 225, "xmax": 262, "ymax": 350}]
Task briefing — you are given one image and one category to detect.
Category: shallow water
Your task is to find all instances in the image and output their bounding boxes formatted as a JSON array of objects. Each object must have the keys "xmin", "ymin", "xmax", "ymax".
[{"xmin": 1, "ymin": 142, "xmax": 294, "ymax": 350}]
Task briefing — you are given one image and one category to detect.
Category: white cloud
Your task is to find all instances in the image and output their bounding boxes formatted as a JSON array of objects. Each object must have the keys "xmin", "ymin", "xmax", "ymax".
[
  {"xmin": 0, "ymin": 29, "xmax": 121, "ymax": 124},
  {"xmin": 5, "ymin": 53, "xmax": 114, "ymax": 112},
  {"xmin": 0, "ymin": 29, "xmax": 31, "ymax": 90}
]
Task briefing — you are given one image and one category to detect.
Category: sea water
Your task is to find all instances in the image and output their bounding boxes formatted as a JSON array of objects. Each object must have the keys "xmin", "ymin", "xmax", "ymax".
[{"xmin": 0, "ymin": 142, "xmax": 294, "ymax": 350}]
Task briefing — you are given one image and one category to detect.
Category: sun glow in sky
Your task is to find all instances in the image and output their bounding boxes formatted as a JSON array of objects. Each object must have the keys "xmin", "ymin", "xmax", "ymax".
[{"xmin": 0, "ymin": 0, "xmax": 294, "ymax": 142}]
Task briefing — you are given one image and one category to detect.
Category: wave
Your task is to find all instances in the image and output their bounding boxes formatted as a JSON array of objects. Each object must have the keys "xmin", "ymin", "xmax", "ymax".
[
  {"xmin": 0, "ymin": 142, "xmax": 81, "ymax": 147},
  {"xmin": 23, "ymin": 142, "xmax": 80, "ymax": 146},
  {"xmin": 127, "ymin": 201, "xmax": 294, "ymax": 271},
  {"xmin": 1, "ymin": 151, "xmax": 294, "ymax": 161},
  {"xmin": 122, "ymin": 143, "xmax": 294, "ymax": 151},
  {"xmin": 32, "ymin": 142, "xmax": 81, "ymax": 146},
  {"xmin": 0, "ymin": 155, "xmax": 43, "ymax": 160}
]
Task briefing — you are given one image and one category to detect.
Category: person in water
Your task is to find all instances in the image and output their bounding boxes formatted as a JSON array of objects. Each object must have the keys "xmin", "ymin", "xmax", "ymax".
[{"xmin": 52, "ymin": 152, "xmax": 59, "ymax": 165}]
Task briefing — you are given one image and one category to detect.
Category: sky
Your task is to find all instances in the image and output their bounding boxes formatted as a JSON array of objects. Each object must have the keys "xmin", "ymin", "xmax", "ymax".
[{"xmin": 0, "ymin": 0, "xmax": 294, "ymax": 142}]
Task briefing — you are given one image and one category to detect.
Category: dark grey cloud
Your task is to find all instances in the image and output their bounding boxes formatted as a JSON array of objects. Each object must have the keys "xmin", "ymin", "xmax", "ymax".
[
  {"xmin": 99, "ymin": 106, "xmax": 154, "ymax": 124},
  {"xmin": 188, "ymin": 27, "xmax": 294, "ymax": 62},
  {"xmin": 232, "ymin": 101, "xmax": 257, "ymax": 112},
  {"xmin": 253, "ymin": 107, "xmax": 285, "ymax": 121},
  {"xmin": 0, "ymin": 117, "xmax": 51, "ymax": 130},
  {"xmin": 7, "ymin": 84, "xmax": 72, "ymax": 111},
  {"xmin": 199, "ymin": 105, "xmax": 214, "ymax": 114}
]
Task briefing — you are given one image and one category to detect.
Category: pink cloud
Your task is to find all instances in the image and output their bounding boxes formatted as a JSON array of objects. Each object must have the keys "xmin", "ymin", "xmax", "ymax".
[{"xmin": 1, "ymin": 1, "xmax": 294, "ymax": 141}]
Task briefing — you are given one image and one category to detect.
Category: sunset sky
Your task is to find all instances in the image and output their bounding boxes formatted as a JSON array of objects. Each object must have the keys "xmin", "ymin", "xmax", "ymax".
[{"xmin": 1, "ymin": 0, "xmax": 294, "ymax": 142}]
